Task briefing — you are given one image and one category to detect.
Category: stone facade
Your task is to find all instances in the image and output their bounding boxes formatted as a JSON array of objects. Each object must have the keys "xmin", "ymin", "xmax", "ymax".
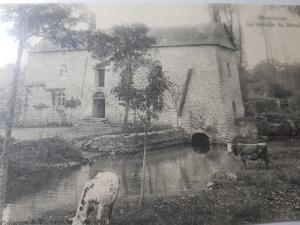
[
  {"xmin": 18, "ymin": 50, "xmax": 98, "ymax": 126},
  {"xmin": 17, "ymin": 23, "xmax": 245, "ymax": 141}
]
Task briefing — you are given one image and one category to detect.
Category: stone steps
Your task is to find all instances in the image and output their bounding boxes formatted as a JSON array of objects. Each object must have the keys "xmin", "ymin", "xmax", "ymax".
[{"xmin": 76, "ymin": 118, "xmax": 121, "ymax": 130}]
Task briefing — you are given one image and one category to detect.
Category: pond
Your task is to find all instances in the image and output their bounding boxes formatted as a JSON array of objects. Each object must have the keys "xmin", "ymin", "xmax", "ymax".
[{"xmin": 2, "ymin": 144, "xmax": 229, "ymax": 221}]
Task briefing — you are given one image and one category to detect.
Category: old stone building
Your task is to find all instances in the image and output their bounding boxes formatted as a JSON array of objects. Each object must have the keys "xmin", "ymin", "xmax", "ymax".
[{"xmin": 16, "ymin": 23, "xmax": 244, "ymax": 140}]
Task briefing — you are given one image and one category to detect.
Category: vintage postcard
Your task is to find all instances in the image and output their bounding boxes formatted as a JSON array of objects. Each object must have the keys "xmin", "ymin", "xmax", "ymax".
[{"xmin": 0, "ymin": 2, "xmax": 300, "ymax": 225}]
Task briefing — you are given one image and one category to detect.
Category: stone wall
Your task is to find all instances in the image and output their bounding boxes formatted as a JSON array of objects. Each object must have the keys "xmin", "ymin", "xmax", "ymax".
[
  {"xmin": 83, "ymin": 128, "xmax": 188, "ymax": 154},
  {"xmin": 17, "ymin": 50, "xmax": 99, "ymax": 126},
  {"xmin": 105, "ymin": 45, "xmax": 245, "ymax": 141},
  {"xmin": 216, "ymin": 47, "xmax": 245, "ymax": 140}
]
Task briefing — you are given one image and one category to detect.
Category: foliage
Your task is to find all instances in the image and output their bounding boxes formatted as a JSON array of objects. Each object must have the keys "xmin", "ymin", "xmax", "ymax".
[
  {"xmin": 270, "ymin": 83, "xmax": 292, "ymax": 99},
  {"xmin": 131, "ymin": 64, "xmax": 169, "ymax": 125},
  {"xmin": 0, "ymin": 4, "xmax": 89, "ymax": 48},
  {"xmin": 286, "ymin": 5, "xmax": 300, "ymax": 17},
  {"xmin": 246, "ymin": 60, "xmax": 297, "ymax": 99},
  {"xmin": 87, "ymin": 23, "xmax": 155, "ymax": 66}
]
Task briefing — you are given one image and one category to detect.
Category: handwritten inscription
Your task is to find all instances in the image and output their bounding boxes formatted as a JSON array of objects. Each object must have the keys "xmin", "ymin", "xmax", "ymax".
[{"xmin": 247, "ymin": 15, "xmax": 300, "ymax": 28}]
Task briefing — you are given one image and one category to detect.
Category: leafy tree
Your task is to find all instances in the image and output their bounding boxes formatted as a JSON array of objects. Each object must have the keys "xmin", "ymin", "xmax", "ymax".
[
  {"xmin": 245, "ymin": 59, "xmax": 298, "ymax": 101},
  {"xmin": 270, "ymin": 83, "xmax": 292, "ymax": 99},
  {"xmin": 0, "ymin": 4, "xmax": 88, "ymax": 203},
  {"xmin": 128, "ymin": 64, "xmax": 169, "ymax": 205},
  {"xmin": 87, "ymin": 23, "xmax": 156, "ymax": 123},
  {"xmin": 250, "ymin": 59, "xmax": 278, "ymax": 97}
]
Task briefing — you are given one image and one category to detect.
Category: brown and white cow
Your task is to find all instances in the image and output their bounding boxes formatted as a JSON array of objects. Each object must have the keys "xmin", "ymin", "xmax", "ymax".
[
  {"xmin": 68, "ymin": 172, "xmax": 120, "ymax": 225},
  {"xmin": 227, "ymin": 143, "xmax": 270, "ymax": 169}
]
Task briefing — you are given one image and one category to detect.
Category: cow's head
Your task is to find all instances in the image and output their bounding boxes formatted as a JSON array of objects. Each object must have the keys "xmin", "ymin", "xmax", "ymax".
[
  {"xmin": 227, "ymin": 143, "xmax": 233, "ymax": 153},
  {"xmin": 67, "ymin": 216, "xmax": 91, "ymax": 225}
]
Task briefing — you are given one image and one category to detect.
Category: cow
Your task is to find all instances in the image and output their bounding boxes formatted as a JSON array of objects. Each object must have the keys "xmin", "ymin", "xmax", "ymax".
[
  {"xmin": 227, "ymin": 143, "xmax": 270, "ymax": 169},
  {"xmin": 68, "ymin": 172, "xmax": 120, "ymax": 225},
  {"xmin": 1, "ymin": 204, "xmax": 11, "ymax": 225}
]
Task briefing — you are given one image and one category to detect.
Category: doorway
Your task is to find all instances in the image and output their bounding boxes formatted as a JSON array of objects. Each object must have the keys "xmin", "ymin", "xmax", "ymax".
[{"xmin": 93, "ymin": 92, "xmax": 105, "ymax": 118}]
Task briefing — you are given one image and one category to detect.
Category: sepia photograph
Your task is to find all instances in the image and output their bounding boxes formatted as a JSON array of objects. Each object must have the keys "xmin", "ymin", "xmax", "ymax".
[{"xmin": 0, "ymin": 1, "xmax": 300, "ymax": 224}]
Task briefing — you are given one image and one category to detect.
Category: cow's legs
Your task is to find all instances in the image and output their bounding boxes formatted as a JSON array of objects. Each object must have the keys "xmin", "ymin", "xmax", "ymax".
[
  {"xmin": 107, "ymin": 201, "xmax": 116, "ymax": 224},
  {"xmin": 96, "ymin": 204, "xmax": 103, "ymax": 225},
  {"xmin": 241, "ymin": 155, "xmax": 247, "ymax": 169},
  {"xmin": 265, "ymin": 155, "xmax": 270, "ymax": 170}
]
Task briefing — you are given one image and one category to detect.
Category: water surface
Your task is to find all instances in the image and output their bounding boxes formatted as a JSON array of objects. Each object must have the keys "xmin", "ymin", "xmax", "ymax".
[{"xmin": 2, "ymin": 144, "xmax": 229, "ymax": 221}]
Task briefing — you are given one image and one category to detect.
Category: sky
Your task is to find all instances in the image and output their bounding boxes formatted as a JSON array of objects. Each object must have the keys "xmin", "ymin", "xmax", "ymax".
[{"xmin": 1, "ymin": 3, "xmax": 300, "ymax": 68}]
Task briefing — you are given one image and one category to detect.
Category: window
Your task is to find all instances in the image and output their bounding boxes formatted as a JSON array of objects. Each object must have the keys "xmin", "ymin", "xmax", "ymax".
[
  {"xmin": 96, "ymin": 68, "xmax": 105, "ymax": 87},
  {"xmin": 59, "ymin": 64, "xmax": 68, "ymax": 78},
  {"xmin": 227, "ymin": 62, "xmax": 231, "ymax": 77},
  {"xmin": 57, "ymin": 92, "xmax": 66, "ymax": 106}
]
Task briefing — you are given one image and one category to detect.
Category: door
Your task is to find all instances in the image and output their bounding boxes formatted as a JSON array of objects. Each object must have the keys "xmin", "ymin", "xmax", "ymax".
[{"xmin": 93, "ymin": 99, "xmax": 105, "ymax": 118}]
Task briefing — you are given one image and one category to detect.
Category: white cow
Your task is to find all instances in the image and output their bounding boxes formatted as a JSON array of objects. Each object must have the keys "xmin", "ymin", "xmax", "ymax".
[
  {"xmin": 68, "ymin": 172, "xmax": 120, "ymax": 225},
  {"xmin": 1, "ymin": 204, "xmax": 11, "ymax": 225}
]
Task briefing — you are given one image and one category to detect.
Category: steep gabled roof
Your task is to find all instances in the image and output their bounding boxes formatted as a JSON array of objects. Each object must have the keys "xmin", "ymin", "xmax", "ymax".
[
  {"xmin": 150, "ymin": 22, "xmax": 236, "ymax": 50},
  {"xmin": 31, "ymin": 22, "xmax": 236, "ymax": 53}
]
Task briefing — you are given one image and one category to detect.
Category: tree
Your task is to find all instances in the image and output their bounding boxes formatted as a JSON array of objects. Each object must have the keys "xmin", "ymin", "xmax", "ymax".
[
  {"xmin": 87, "ymin": 23, "xmax": 156, "ymax": 123},
  {"xmin": 128, "ymin": 64, "xmax": 169, "ymax": 205},
  {"xmin": 286, "ymin": 5, "xmax": 300, "ymax": 17},
  {"xmin": 209, "ymin": 4, "xmax": 221, "ymax": 23},
  {"xmin": 270, "ymin": 83, "xmax": 292, "ymax": 99},
  {"xmin": 0, "ymin": 4, "xmax": 88, "ymax": 203},
  {"xmin": 208, "ymin": 4, "xmax": 239, "ymax": 44}
]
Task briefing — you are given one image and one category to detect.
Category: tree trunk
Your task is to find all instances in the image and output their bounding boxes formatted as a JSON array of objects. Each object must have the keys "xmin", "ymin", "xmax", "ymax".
[
  {"xmin": 0, "ymin": 39, "xmax": 24, "ymax": 203},
  {"xmin": 139, "ymin": 123, "xmax": 147, "ymax": 206},
  {"xmin": 124, "ymin": 103, "xmax": 129, "ymax": 124}
]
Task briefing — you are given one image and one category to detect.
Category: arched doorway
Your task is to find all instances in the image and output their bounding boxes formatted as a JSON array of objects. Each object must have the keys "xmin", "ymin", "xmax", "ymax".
[
  {"xmin": 93, "ymin": 92, "xmax": 105, "ymax": 118},
  {"xmin": 191, "ymin": 133, "xmax": 210, "ymax": 153}
]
